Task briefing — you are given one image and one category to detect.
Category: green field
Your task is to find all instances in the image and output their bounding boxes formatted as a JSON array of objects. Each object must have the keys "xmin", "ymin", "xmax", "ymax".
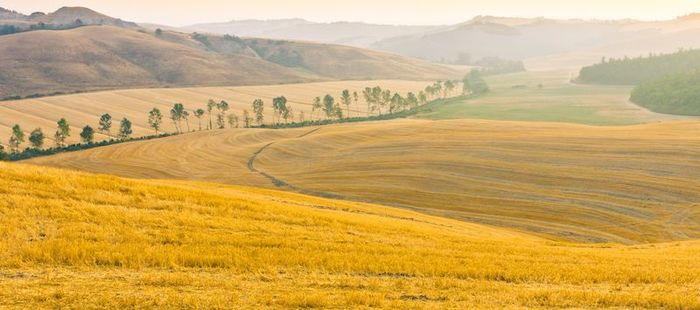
[{"xmin": 417, "ymin": 71, "xmax": 692, "ymax": 125}]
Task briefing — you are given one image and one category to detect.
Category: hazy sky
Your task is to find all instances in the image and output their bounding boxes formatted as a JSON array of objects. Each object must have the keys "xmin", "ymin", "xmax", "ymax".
[{"xmin": 3, "ymin": 0, "xmax": 700, "ymax": 26}]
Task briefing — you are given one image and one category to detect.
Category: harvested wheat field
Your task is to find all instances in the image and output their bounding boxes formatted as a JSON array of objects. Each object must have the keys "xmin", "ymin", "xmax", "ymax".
[
  {"xmin": 29, "ymin": 119, "xmax": 700, "ymax": 244},
  {"xmin": 1, "ymin": 162, "xmax": 699, "ymax": 308},
  {"xmin": 0, "ymin": 80, "xmax": 430, "ymax": 145}
]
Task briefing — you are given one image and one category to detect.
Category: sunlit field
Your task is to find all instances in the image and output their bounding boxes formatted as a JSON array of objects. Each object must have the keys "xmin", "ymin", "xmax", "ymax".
[
  {"xmin": 29, "ymin": 118, "xmax": 700, "ymax": 244},
  {"xmin": 0, "ymin": 80, "xmax": 431, "ymax": 144},
  {"xmin": 1, "ymin": 162, "xmax": 699, "ymax": 308}
]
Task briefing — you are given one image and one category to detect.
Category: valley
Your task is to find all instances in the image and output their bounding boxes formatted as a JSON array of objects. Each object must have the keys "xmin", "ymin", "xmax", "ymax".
[{"xmin": 2, "ymin": 2, "xmax": 700, "ymax": 308}]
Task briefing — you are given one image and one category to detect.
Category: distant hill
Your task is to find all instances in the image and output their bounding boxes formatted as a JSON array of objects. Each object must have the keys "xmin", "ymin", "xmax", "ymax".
[
  {"xmin": 370, "ymin": 15, "xmax": 700, "ymax": 66},
  {"xmin": 148, "ymin": 13, "xmax": 700, "ymax": 69},
  {"xmin": 0, "ymin": 6, "xmax": 138, "ymax": 30},
  {"xmin": 185, "ymin": 19, "xmax": 439, "ymax": 48},
  {"xmin": 0, "ymin": 23, "xmax": 457, "ymax": 98},
  {"xmin": 371, "ymin": 17, "xmax": 645, "ymax": 63},
  {"xmin": 576, "ymin": 49, "xmax": 700, "ymax": 85},
  {"xmin": 0, "ymin": 5, "xmax": 458, "ymax": 98}
]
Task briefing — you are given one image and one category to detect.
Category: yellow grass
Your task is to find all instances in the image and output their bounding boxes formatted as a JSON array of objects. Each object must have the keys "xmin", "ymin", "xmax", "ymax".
[
  {"xmin": 30, "ymin": 119, "xmax": 700, "ymax": 244},
  {"xmin": 0, "ymin": 80, "xmax": 430, "ymax": 145},
  {"xmin": 2, "ymin": 162, "xmax": 699, "ymax": 308}
]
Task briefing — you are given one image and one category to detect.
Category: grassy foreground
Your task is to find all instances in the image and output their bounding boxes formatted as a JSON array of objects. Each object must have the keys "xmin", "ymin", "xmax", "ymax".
[{"xmin": 1, "ymin": 162, "xmax": 699, "ymax": 308}]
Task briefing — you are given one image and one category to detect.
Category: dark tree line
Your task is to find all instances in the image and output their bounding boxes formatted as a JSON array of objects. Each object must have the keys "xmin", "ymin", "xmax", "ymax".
[
  {"xmin": 576, "ymin": 49, "xmax": 700, "ymax": 85},
  {"xmin": 1, "ymin": 81, "xmax": 482, "ymax": 160},
  {"xmin": 2, "ymin": 114, "xmax": 133, "ymax": 158},
  {"xmin": 630, "ymin": 70, "xmax": 700, "ymax": 116}
]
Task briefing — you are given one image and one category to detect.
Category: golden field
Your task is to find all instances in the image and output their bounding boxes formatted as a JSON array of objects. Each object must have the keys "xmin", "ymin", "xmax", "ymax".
[
  {"xmin": 0, "ymin": 80, "xmax": 431, "ymax": 145},
  {"xmin": 1, "ymin": 162, "xmax": 699, "ymax": 308},
  {"xmin": 30, "ymin": 119, "xmax": 700, "ymax": 244}
]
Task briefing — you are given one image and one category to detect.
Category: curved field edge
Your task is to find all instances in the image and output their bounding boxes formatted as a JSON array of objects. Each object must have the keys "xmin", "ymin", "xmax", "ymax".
[
  {"xmin": 31, "ymin": 118, "xmax": 700, "ymax": 244},
  {"xmin": 256, "ymin": 119, "xmax": 700, "ymax": 244},
  {"xmin": 1, "ymin": 162, "xmax": 699, "ymax": 308},
  {"xmin": 0, "ymin": 80, "xmax": 434, "ymax": 146}
]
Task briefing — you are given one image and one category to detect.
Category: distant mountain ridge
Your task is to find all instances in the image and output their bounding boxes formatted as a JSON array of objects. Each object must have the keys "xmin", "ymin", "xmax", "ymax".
[
  {"xmin": 0, "ymin": 6, "xmax": 458, "ymax": 99},
  {"xmin": 186, "ymin": 19, "xmax": 440, "ymax": 48},
  {"xmin": 185, "ymin": 14, "xmax": 700, "ymax": 67},
  {"xmin": 0, "ymin": 6, "xmax": 138, "ymax": 29}
]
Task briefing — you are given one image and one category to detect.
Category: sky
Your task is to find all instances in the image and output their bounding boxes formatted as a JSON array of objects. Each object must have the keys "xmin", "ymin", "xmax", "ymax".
[{"xmin": 2, "ymin": 0, "xmax": 700, "ymax": 26}]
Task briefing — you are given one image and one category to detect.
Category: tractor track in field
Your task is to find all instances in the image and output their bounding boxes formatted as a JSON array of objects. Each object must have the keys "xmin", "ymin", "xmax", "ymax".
[
  {"xmin": 246, "ymin": 127, "xmax": 340, "ymax": 196},
  {"xmin": 245, "ymin": 126, "xmax": 460, "ymax": 228}
]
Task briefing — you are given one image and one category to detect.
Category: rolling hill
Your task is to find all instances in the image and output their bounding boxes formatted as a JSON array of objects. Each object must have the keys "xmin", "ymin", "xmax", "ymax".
[
  {"xmin": 418, "ymin": 70, "xmax": 691, "ymax": 125},
  {"xmin": 0, "ymin": 6, "xmax": 458, "ymax": 99},
  {"xmin": 371, "ymin": 15, "xmax": 700, "ymax": 68},
  {"xmin": 0, "ymin": 6, "xmax": 138, "ymax": 29},
  {"xmin": 2, "ymin": 162, "xmax": 699, "ymax": 308},
  {"xmin": 0, "ymin": 80, "xmax": 430, "ymax": 145},
  {"xmin": 28, "ymin": 118, "xmax": 700, "ymax": 244},
  {"xmin": 185, "ymin": 19, "xmax": 439, "ymax": 48}
]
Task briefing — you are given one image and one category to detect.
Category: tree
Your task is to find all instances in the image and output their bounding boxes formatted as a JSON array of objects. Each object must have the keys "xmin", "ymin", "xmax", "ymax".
[
  {"xmin": 334, "ymin": 104, "xmax": 343, "ymax": 119},
  {"xmin": 170, "ymin": 103, "xmax": 185, "ymax": 133},
  {"xmin": 407, "ymin": 92, "xmax": 418, "ymax": 108},
  {"xmin": 54, "ymin": 118, "xmax": 70, "ymax": 148},
  {"xmin": 272, "ymin": 96, "xmax": 288, "ymax": 124},
  {"xmin": 9, "ymin": 124, "xmax": 24, "ymax": 153},
  {"xmin": 425, "ymin": 85, "xmax": 435, "ymax": 99},
  {"xmin": 444, "ymin": 80, "xmax": 455, "ymax": 98},
  {"xmin": 311, "ymin": 97, "xmax": 322, "ymax": 120},
  {"xmin": 390, "ymin": 93, "xmax": 403, "ymax": 114},
  {"xmin": 243, "ymin": 110, "xmax": 252, "ymax": 128},
  {"xmin": 371, "ymin": 86, "xmax": 383, "ymax": 114},
  {"xmin": 341, "ymin": 89, "xmax": 352, "ymax": 118},
  {"xmin": 182, "ymin": 110, "xmax": 190, "ymax": 132},
  {"xmin": 216, "ymin": 100, "xmax": 229, "ymax": 129},
  {"xmin": 282, "ymin": 106, "xmax": 293, "ymax": 123},
  {"xmin": 80, "ymin": 125, "xmax": 95, "ymax": 144},
  {"xmin": 155, "ymin": 28, "xmax": 163, "ymax": 36},
  {"xmin": 434, "ymin": 81, "xmax": 443, "ymax": 98},
  {"xmin": 353, "ymin": 91, "xmax": 360, "ymax": 114},
  {"xmin": 252, "ymin": 99, "xmax": 265, "ymax": 125},
  {"xmin": 148, "ymin": 108, "xmax": 163, "ymax": 135},
  {"xmin": 322, "ymin": 95, "xmax": 335, "ymax": 119},
  {"xmin": 99, "ymin": 113, "xmax": 112, "ymax": 135},
  {"xmin": 381, "ymin": 90, "xmax": 392, "ymax": 114},
  {"xmin": 418, "ymin": 91, "xmax": 427, "ymax": 106},
  {"xmin": 298, "ymin": 111, "xmax": 305, "ymax": 123},
  {"xmin": 207, "ymin": 99, "xmax": 216, "ymax": 129},
  {"xmin": 227, "ymin": 113, "xmax": 239, "ymax": 128},
  {"xmin": 119, "ymin": 118, "xmax": 133, "ymax": 139},
  {"xmin": 29, "ymin": 128, "xmax": 44, "ymax": 149},
  {"xmin": 193, "ymin": 109, "xmax": 205, "ymax": 131},
  {"xmin": 463, "ymin": 70, "xmax": 489, "ymax": 95},
  {"xmin": 362, "ymin": 88, "xmax": 374, "ymax": 116}
]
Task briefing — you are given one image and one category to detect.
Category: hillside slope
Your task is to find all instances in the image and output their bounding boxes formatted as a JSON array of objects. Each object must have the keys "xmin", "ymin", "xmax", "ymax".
[
  {"xmin": 372, "ymin": 15, "xmax": 700, "ymax": 66},
  {"xmin": 0, "ymin": 6, "xmax": 139, "ymax": 29},
  {"xmin": 0, "ymin": 24, "xmax": 457, "ymax": 98},
  {"xmin": 2, "ymin": 162, "xmax": 699, "ymax": 308},
  {"xmin": 0, "ymin": 26, "xmax": 309, "ymax": 98},
  {"xmin": 28, "ymin": 119, "xmax": 700, "ymax": 244},
  {"xmin": 186, "ymin": 19, "xmax": 438, "ymax": 48}
]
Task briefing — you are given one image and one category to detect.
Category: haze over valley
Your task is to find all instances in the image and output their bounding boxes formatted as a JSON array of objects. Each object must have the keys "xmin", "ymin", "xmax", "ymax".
[{"xmin": 1, "ymin": 2, "xmax": 700, "ymax": 308}]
